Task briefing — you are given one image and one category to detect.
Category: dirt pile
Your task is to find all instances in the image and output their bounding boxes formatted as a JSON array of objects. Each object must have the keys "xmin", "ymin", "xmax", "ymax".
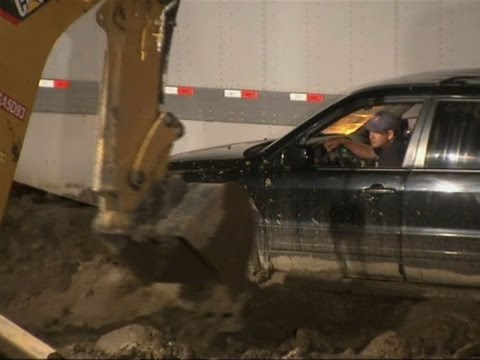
[
  {"xmin": 398, "ymin": 299, "xmax": 480, "ymax": 357},
  {"xmin": 0, "ymin": 191, "xmax": 101, "ymax": 309},
  {"xmin": 2, "ymin": 190, "xmax": 480, "ymax": 359},
  {"xmin": 360, "ymin": 331, "xmax": 411, "ymax": 358},
  {"xmin": 4, "ymin": 255, "xmax": 191, "ymax": 331},
  {"xmin": 93, "ymin": 324, "xmax": 194, "ymax": 359}
]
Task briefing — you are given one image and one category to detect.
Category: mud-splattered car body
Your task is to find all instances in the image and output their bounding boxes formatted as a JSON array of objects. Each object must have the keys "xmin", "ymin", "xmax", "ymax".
[{"xmin": 170, "ymin": 69, "xmax": 480, "ymax": 288}]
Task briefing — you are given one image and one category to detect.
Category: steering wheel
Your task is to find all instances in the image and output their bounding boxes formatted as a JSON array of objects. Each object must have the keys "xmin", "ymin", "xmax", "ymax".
[
  {"xmin": 308, "ymin": 135, "xmax": 366, "ymax": 168},
  {"xmin": 333, "ymin": 145, "xmax": 363, "ymax": 168},
  {"xmin": 313, "ymin": 142, "xmax": 365, "ymax": 167}
]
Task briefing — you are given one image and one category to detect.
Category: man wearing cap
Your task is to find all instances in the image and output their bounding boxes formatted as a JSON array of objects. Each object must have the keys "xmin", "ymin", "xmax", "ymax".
[{"xmin": 324, "ymin": 110, "xmax": 406, "ymax": 167}]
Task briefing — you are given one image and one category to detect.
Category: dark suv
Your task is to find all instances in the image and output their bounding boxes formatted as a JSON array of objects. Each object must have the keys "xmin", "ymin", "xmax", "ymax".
[{"xmin": 170, "ymin": 69, "xmax": 480, "ymax": 288}]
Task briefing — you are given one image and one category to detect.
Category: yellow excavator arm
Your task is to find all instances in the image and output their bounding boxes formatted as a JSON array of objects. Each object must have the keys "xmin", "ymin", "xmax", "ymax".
[
  {"xmin": 0, "ymin": 0, "xmax": 103, "ymax": 216},
  {"xmin": 0, "ymin": 0, "xmax": 183, "ymax": 230},
  {"xmin": 0, "ymin": 1, "xmax": 254, "ymax": 357}
]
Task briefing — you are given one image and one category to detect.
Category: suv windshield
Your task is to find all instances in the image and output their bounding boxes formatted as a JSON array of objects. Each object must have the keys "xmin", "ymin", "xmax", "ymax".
[
  {"xmin": 321, "ymin": 105, "xmax": 385, "ymax": 135},
  {"xmin": 320, "ymin": 103, "xmax": 419, "ymax": 136}
]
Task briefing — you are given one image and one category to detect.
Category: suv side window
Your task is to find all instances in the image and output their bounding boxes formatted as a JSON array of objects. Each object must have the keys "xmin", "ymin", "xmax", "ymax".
[
  {"xmin": 425, "ymin": 100, "xmax": 480, "ymax": 169},
  {"xmin": 303, "ymin": 102, "xmax": 423, "ymax": 168}
]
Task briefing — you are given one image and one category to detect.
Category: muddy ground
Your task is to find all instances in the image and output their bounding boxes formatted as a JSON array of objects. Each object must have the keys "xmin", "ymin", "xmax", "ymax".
[{"xmin": 2, "ymin": 189, "xmax": 480, "ymax": 359}]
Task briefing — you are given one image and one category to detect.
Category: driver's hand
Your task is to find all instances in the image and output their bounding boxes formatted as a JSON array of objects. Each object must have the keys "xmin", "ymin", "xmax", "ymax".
[{"xmin": 324, "ymin": 137, "xmax": 345, "ymax": 152}]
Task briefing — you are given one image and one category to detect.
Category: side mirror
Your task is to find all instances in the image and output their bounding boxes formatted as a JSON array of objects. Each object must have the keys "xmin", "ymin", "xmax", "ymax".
[{"xmin": 281, "ymin": 146, "xmax": 314, "ymax": 169}]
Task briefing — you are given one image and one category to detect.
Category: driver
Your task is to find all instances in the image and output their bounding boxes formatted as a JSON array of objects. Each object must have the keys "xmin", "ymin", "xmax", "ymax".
[{"xmin": 324, "ymin": 110, "xmax": 406, "ymax": 167}]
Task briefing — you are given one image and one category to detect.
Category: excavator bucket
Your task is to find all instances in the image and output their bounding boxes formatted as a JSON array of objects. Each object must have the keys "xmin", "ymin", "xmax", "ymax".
[
  {"xmin": 91, "ymin": 0, "xmax": 256, "ymax": 294},
  {"xmin": 100, "ymin": 179, "xmax": 255, "ymax": 293}
]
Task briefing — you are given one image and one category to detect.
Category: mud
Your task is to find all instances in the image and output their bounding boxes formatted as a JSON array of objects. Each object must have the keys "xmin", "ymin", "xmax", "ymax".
[{"xmin": 2, "ymin": 189, "xmax": 480, "ymax": 359}]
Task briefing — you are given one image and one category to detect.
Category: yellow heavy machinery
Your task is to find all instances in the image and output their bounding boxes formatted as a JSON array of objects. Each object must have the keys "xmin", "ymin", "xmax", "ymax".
[{"xmin": 0, "ymin": 0, "xmax": 253, "ymax": 358}]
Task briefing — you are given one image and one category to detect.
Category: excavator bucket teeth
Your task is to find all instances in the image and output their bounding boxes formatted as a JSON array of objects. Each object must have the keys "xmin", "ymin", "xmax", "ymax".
[{"xmin": 102, "ymin": 179, "xmax": 255, "ymax": 292}]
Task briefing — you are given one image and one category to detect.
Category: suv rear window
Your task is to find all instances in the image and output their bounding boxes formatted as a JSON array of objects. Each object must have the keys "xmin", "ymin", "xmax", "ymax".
[{"xmin": 425, "ymin": 100, "xmax": 480, "ymax": 169}]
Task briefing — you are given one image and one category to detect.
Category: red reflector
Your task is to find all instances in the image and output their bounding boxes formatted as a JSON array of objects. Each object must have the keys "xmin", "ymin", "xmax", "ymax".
[
  {"xmin": 54, "ymin": 80, "xmax": 70, "ymax": 89},
  {"xmin": 241, "ymin": 90, "xmax": 258, "ymax": 100},
  {"xmin": 178, "ymin": 87, "xmax": 195, "ymax": 96},
  {"xmin": 307, "ymin": 93, "xmax": 325, "ymax": 103}
]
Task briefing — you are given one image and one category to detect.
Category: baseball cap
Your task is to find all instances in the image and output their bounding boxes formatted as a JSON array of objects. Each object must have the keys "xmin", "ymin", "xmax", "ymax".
[{"xmin": 365, "ymin": 110, "xmax": 402, "ymax": 133}]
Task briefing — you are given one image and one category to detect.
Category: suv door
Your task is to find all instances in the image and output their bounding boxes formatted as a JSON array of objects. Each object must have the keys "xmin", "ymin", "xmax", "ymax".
[
  {"xmin": 262, "ymin": 96, "xmax": 429, "ymax": 280},
  {"xmin": 403, "ymin": 98, "xmax": 480, "ymax": 286}
]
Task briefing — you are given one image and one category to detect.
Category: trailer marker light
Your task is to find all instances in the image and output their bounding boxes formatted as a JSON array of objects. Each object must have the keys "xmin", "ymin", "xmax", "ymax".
[
  {"xmin": 178, "ymin": 86, "xmax": 195, "ymax": 96},
  {"xmin": 241, "ymin": 90, "xmax": 258, "ymax": 99},
  {"xmin": 307, "ymin": 93, "xmax": 325, "ymax": 102},
  {"xmin": 54, "ymin": 80, "xmax": 70, "ymax": 89}
]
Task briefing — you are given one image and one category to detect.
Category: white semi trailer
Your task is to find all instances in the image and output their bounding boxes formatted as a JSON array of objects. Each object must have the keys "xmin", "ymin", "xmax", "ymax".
[{"xmin": 14, "ymin": 0, "xmax": 480, "ymax": 202}]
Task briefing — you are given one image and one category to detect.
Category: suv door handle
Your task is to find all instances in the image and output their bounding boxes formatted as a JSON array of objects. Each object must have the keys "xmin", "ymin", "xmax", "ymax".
[{"xmin": 362, "ymin": 184, "xmax": 397, "ymax": 195}]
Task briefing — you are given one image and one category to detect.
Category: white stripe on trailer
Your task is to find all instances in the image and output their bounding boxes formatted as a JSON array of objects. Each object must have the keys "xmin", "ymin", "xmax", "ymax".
[
  {"xmin": 39, "ymin": 79, "xmax": 55, "ymax": 88},
  {"xmin": 224, "ymin": 89, "xmax": 242, "ymax": 98},
  {"xmin": 289, "ymin": 93, "xmax": 308, "ymax": 101},
  {"xmin": 164, "ymin": 86, "xmax": 179, "ymax": 95}
]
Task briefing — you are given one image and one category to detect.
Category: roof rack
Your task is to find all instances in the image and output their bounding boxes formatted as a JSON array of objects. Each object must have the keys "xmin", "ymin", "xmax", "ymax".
[{"xmin": 439, "ymin": 75, "xmax": 480, "ymax": 85}]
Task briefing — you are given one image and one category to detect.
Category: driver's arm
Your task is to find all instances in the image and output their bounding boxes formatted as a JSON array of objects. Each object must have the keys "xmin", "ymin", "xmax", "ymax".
[{"xmin": 324, "ymin": 137, "xmax": 377, "ymax": 160}]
